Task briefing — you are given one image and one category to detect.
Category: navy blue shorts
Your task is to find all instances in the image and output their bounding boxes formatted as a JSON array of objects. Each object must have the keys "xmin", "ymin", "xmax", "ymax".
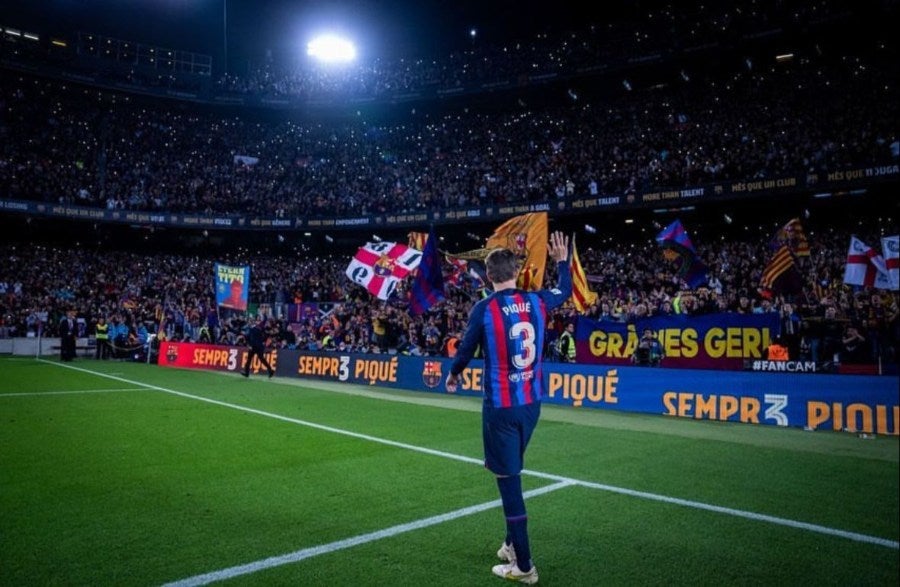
[{"xmin": 482, "ymin": 401, "xmax": 541, "ymax": 476}]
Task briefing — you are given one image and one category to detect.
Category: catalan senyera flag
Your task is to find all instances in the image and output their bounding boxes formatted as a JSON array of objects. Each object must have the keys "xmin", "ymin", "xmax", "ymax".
[
  {"xmin": 774, "ymin": 218, "xmax": 810, "ymax": 257},
  {"xmin": 485, "ymin": 212, "xmax": 549, "ymax": 290},
  {"xmin": 760, "ymin": 245, "xmax": 798, "ymax": 292},
  {"xmin": 760, "ymin": 218, "xmax": 810, "ymax": 295},
  {"xmin": 408, "ymin": 231, "xmax": 428, "ymax": 252},
  {"xmin": 569, "ymin": 234, "xmax": 598, "ymax": 312}
]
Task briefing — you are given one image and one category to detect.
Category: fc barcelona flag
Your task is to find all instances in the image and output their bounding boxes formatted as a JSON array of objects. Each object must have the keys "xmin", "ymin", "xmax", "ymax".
[
  {"xmin": 485, "ymin": 212, "xmax": 548, "ymax": 290},
  {"xmin": 345, "ymin": 242, "xmax": 423, "ymax": 300},
  {"xmin": 409, "ymin": 228, "xmax": 446, "ymax": 315},
  {"xmin": 655, "ymin": 219, "xmax": 707, "ymax": 288}
]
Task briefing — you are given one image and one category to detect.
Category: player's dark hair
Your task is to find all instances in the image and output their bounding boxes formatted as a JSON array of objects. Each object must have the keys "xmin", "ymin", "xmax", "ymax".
[{"xmin": 485, "ymin": 248, "xmax": 518, "ymax": 284}]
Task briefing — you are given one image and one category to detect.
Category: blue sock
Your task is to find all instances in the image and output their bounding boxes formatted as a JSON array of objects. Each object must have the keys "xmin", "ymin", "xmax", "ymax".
[{"xmin": 497, "ymin": 475, "xmax": 532, "ymax": 571}]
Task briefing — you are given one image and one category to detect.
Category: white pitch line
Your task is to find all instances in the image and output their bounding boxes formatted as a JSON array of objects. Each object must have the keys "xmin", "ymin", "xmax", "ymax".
[
  {"xmin": 0, "ymin": 388, "xmax": 142, "ymax": 397},
  {"xmin": 39, "ymin": 361, "xmax": 900, "ymax": 554},
  {"xmin": 163, "ymin": 480, "xmax": 575, "ymax": 587}
]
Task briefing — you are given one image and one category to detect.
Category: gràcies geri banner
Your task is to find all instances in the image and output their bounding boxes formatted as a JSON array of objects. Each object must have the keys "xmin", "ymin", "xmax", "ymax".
[
  {"xmin": 574, "ymin": 312, "xmax": 781, "ymax": 370},
  {"xmin": 158, "ymin": 342, "xmax": 898, "ymax": 435}
]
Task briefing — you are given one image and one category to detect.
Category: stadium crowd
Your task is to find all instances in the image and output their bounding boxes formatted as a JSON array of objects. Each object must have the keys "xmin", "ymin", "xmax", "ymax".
[
  {"xmin": 0, "ymin": 0, "xmax": 896, "ymax": 368},
  {"xmin": 1, "ymin": 219, "xmax": 897, "ymax": 366},
  {"xmin": 1, "ymin": 50, "xmax": 896, "ymax": 219}
]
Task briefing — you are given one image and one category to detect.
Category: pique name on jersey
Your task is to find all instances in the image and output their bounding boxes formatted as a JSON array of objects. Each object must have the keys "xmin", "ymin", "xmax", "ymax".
[{"xmin": 501, "ymin": 301, "xmax": 531, "ymax": 316}]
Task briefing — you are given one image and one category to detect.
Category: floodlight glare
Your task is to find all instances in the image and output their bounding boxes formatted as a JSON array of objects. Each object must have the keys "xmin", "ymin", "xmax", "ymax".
[{"xmin": 307, "ymin": 34, "xmax": 356, "ymax": 63}]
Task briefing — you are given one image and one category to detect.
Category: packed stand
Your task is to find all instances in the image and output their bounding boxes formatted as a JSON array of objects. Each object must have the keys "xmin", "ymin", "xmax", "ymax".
[
  {"xmin": 1, "ymin": 50, "xmax": 897, "ymax": 220},
  {"xmin": 1, "ymin": 220, "xmax": 896, "ymax": 366}
]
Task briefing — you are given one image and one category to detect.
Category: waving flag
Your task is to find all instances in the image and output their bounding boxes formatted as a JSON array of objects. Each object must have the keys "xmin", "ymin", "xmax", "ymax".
[
  {"xmin": 656, "ymin": 219, "xmax": 707, "ymax": 288},
  {"xmin": 773, "ymin": 218, "xmax": 810, "ymax": 257},
  {"xmin": 445, "ymin": 255, "xmax": 488, "ymax": 290},
  {"xmin": 844, "ymin": 236, "xmax": 892, "ymax": 289},
  {"xmin": 485, "ymin": 212, "xmax": 548, "ymax": 290},
  {"xmin": 760, "ymin": 245, "xmax": 800, "ymax": 293},
  {"xmin": 345, "ymin": 242, "xmax": 423, "ymax": 300},
  {"xmin": 882, "ymin": 236, "xmax": 899, "ymax": 290},
  {"xmin": 408, "ymin": 231, "xmax": 428, "ymax": 252},
  {"xmin": 759, "ymin": 218, "xmax": 811, "ymax": 295},
  {"xmin": 569, "ymin": 234, "xmax": 598, "ymax": 312},
  {"xmin": 409, "ymin": 228, "xmax": 446, "ymax": 315}
]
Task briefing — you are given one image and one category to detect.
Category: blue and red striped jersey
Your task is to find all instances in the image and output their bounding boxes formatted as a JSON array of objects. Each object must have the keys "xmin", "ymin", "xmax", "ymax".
[{"xmin": 451, "ymin": 260, "xmax": 572, "ymax": 408}]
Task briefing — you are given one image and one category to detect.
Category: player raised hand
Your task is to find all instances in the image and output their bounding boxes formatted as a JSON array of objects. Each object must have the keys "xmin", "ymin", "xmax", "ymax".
[{"xmin": 548, "ymin": 231, "xmax": 569, "ymax": 263}]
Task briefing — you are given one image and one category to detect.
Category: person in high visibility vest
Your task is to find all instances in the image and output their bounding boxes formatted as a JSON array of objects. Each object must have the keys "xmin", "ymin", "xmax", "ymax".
[
  {"xmin": 94, "ymin": 316, "xmax": 110, "ymax": 360},
  {"xmin": 766, "ymin": 336, "xmax": 790, "ymax": 361},
  {"xmin": 556, "ymin": 322, "xmax": 576, "ymax": 362}
]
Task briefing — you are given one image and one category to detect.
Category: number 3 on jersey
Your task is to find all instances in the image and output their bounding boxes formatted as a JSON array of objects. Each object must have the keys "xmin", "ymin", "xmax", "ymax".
[{"xmin": 510, "ymin": 321, "xmax": 536, "ymax": 369}]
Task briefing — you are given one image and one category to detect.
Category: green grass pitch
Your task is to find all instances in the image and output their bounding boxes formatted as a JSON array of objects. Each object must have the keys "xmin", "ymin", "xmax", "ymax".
[{"xmin": 1, "ymin": 357, "xmax": 897, "ymax": 586}]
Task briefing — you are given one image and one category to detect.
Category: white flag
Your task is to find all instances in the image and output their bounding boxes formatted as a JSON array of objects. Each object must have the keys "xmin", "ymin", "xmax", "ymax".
[
  {"xmin": 345, "ymin": 242, "xmax": 423, "ymax": 300},
  {"xmin": 882, "ymin": 235, "xmax": 899, "ymax": 290},
  {"xmin": 844, "ymin": 236, "xmax": 891, "ymax": 289}
]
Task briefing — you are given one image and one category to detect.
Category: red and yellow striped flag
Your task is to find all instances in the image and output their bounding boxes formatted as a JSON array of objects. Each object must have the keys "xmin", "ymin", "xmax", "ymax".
[
  {"xmin": 569, "ymin": 234, "xmax": 598, "ymax": 312},
  {"xmin": 408, "ymin": 231, "xmax": 428, "ymax": 252},
  {"xmin": 760, "ymin": 245, "xmax": 797, "ymax": 291}
]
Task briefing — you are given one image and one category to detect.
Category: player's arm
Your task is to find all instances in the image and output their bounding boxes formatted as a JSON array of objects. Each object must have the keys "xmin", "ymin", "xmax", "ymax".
[
  {"xmin": 446, "ymin": 301, "xmax": 485, "ymax": 392},
  {"xmin": 541, "ymin": 231, "xmax": 573, "ymax": 308}
]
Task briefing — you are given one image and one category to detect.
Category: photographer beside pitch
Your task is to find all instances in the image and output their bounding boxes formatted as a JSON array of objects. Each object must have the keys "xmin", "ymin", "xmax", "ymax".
[{"xmin": 446, "ymin": 231, "xmax": 572, "ymax": 584}]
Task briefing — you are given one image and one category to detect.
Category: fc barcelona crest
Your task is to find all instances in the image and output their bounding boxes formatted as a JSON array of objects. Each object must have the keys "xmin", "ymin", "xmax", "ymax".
[
  {"xmin": 422, "ymin": 360, "xmax": 442, "ymax": 388},
  {"xmin": 374, "ymin": 255, "xmax": 396, "ymax": 277},
  {"xmin": 166, "ymin": 344, "xmax": 179, "ymax": 363}
]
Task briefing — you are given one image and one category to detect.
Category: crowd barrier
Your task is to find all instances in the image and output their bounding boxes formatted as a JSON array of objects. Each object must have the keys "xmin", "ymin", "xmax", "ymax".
[
  {"xmin": 158, "ymin": 342, "xmax": 899, "ymax": 435},
  {"xmin": 0, "ymin": 337, "xmax": 91, "ymax": 357}
]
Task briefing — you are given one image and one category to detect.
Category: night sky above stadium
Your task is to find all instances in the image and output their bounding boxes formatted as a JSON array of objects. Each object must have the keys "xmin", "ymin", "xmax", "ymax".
[{"xmin": 6, "ymin": 1, "xmax": 639, "ymax": 67}]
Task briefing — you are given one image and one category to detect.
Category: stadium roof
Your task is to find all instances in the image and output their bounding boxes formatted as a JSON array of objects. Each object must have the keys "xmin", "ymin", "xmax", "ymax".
[{"xmin": 5, "ymin": 1, "xmax": 642, "ymax": 66}]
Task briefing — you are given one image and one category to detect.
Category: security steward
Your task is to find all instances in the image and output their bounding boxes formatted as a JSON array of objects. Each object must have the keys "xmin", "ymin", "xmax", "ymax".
[
  {"xmin": 556, "ymin": 322, "xmax": 576, "ymax": 363},
  {"xmin": 94, "ymin": 316, "xmax": 110, "ymax": 360}
]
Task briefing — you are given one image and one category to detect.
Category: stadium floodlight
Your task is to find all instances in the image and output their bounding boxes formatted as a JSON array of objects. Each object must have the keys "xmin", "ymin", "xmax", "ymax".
[{"xmin": 307, "ymin": 34, "xmax": 356, "ymax": 63}]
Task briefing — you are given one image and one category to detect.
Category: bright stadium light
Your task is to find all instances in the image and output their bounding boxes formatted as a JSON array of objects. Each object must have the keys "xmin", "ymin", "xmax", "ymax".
[{"xmin": 307, "ymin": 34, "xmax": 356, "ymax": 63}]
